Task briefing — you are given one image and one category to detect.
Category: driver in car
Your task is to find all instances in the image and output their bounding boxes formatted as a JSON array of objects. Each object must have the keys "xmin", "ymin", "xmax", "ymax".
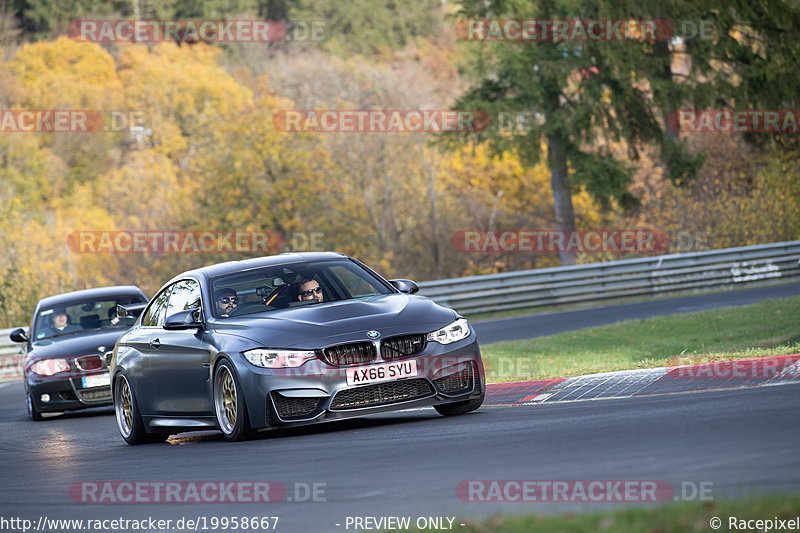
[
  {"xmin": 215, "ymin": 288, "xmax": 239, "ymax": 317},
  {"xmin": 297, "ymin": 279, "xmax": 324, "ymax": 303},
  {"xmin": 45, "ymin": 307, "xmax": 82, "ymax": 335}
]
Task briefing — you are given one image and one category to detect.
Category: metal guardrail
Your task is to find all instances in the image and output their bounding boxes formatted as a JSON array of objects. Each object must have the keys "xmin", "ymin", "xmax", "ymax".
[
  {"xmin": 417, "ymin": 241, "xmax": 800, "ymax": 315},
  {"xmin": 1, "ymin": 241, "xmax": 798, "ymax": 380}
]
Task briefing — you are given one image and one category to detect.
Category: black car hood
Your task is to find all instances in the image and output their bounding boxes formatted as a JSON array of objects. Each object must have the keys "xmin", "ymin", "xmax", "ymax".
[
  {"xmin": 28, "ymin": 328, "xmax": 127, "ymax": 359},
  {"xmin": 211, "ymin": 294, "xmax": 457, "ymax": 348}
]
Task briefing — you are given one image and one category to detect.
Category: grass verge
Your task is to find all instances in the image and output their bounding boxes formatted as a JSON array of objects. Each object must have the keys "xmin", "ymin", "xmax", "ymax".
[
  {"xmin": 481, "ymin": 295, "xmax": 800, "ymax": 382},
  {"xmin": 396, "ymin": 493, "xmax": 800, "ymax": 533}
]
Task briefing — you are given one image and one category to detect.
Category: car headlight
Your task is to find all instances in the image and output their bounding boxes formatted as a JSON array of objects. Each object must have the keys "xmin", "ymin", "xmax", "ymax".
[
  {"xmin": 30, "ymin": 358, "xmax": 70, "ymax": 376},
  {"xmin": 426, "ymin": 318, "xmax": 471, "ymax": 345},
  {"xmin": 243, "ymin": 349, "xmax": 317, "ymax": 368}
]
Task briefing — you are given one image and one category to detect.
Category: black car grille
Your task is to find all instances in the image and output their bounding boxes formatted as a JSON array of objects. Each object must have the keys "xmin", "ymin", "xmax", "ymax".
[
  {"xmin": 322, "ymin": 342, "xmax": 376, "ymax": 366},
  {"xmin": 269, "ymin": 393, "xmax": 320, "ymax": 420},
  {"xmin": 59, "ymin": 390, "xmax": 78, "ymax": 401},
  {"xmin": 380, "ymin": 334, "xmax": 426, "ymax": 360},
  {"xmin": 330, "ymin": 379, "xmax": 434, "ymax": 410},
  {"xmin": 76, "ymin": 386, "xmax": 112, "ymax": 402},
  {"xmin": 434, "ymin": 362, "xmax": 477, "ymax": 395}
]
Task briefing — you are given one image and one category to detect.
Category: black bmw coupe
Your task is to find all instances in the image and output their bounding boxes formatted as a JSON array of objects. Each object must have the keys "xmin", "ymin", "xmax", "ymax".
[
  {"xmin": 111, "ymin": 252, "xmax": 485, "ymax": 444},
  {"xmin": 9, "ymin": 286, "xmax": 148, "ymax": 420}
]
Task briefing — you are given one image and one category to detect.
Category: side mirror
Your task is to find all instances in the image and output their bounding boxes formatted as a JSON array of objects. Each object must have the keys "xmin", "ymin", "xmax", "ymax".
[
  {"xmin": 164, "ymin": 309, "xmax": 203, "ymax": 330},
  {"xmin": 389, "ymin": 279, "xmax": 419, "ymax": 294},
  {"xmin": 9, "ymin": 328, "xmax": 28, "ymax": 343},
  {"xmin": 117, "ymin": 302, "xmax": 148, "ymax": 319}
]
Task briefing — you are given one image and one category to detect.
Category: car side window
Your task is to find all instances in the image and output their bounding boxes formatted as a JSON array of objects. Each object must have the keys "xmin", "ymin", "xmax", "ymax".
[
  {"xmin": 328, "ymin": 265, "xmax": 378, "ymax": 298},
  {"xmin": 141, "ymin": 286, "xmax": 172, "ymax": 327},
  {"xmin": 165, "ymin": 279, "xmax": 202, "ymax": 319}
]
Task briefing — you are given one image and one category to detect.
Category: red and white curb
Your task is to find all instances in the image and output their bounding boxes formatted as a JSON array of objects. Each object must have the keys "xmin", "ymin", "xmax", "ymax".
[{"xmin": 485, "ymin": 354, "xmax": 800, "ymax": 406}]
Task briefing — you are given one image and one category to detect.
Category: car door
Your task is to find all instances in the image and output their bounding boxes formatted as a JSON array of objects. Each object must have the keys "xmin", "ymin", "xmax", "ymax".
[
  {"xmin": 148, "ymin": 279, "xmax": 213, "ymax": 416},
  {"xmin": 128, "ymin": 285, "xmax": 173, "ymax": 415}
]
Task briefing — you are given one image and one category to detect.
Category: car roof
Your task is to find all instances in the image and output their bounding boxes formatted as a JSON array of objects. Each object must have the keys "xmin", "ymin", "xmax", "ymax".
[
  {"xmin": 37, "ymin": 286, "xmax": 147, "ymax": 308},
  {"xmin": 169, "ymin": 251, "xmax": 352, "ymax": 282}
]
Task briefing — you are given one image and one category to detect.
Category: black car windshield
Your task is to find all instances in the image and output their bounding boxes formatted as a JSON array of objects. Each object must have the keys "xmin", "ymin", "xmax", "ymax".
[
  {"xmin": 210, "ymin": 259, "xmax": 393, "ymax": 318},
  {"xmin": 32, "ymin": 296, "xmax": 147, "ymax": 340}
]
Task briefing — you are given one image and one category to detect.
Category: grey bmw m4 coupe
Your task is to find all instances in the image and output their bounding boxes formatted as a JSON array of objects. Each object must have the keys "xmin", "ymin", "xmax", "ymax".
[{"xmin": 111, "ymin": 252, "xmax": 484, "ymax": 444}]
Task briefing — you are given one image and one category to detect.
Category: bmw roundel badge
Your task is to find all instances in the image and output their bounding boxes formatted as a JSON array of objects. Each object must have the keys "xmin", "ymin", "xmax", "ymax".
[{"xmin": 366, "ymin": 330, "xmax": 380, "ymax": 339}]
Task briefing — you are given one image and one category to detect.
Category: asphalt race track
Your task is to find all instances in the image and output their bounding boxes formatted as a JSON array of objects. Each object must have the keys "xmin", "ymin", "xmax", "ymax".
[
  {"xmin": 2, "ymin": 284, "xmax": 799, "ymax": 533},
  {"xmin": 1, "ymin": 379, "xmax": 799, "ymax": 533}
]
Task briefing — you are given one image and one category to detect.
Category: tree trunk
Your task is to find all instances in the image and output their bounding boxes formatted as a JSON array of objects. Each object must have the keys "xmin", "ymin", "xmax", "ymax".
[
  {"xmin": 547, "ymin": 129, "xmax": 577, "ymax": 265},
  {"xmin": 418, "ymin": 139, "xmax": 441, "ymax": 279},
  {"xmin": 656, "ymin": 40, "xmax": 679, "ymax": 136}
]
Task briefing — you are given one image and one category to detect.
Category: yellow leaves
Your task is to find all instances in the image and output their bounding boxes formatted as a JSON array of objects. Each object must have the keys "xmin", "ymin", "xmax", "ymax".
[
  {"xmin": 8, "ymin": 37, "xmax": 121, "ymax": 108},
  {"xmin": 115, "ymin": 42, "xmax": 254, "ymax": 159},
  {"xmin": 118, "ymin": 42, "xmax": 252, "ymax": 119}
]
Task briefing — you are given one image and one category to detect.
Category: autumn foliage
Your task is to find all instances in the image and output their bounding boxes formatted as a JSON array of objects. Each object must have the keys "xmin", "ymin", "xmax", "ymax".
[{"xmin": 0, "ymin": 33, "xmax": 798, "ymax": 326}]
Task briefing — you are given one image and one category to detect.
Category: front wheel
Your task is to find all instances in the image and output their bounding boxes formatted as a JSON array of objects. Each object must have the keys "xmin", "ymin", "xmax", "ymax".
[
  {"xmin": 114, "ymin": 374, "xmax": 167, "ymax": 445},
  {"xmin": 26, "ymin": 390, "xmax": 43, "ymax": 421},
  {"xmin": 434, "ymin": 391, "xmax": 484, "ymax": 416},
  {"xmin": 214, "ymin": 360, "xmax": 253, "ymax": 441}
]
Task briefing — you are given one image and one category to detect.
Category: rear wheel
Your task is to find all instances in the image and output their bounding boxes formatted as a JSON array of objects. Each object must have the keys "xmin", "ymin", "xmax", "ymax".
[
  {"xmin": 434, "ymin": 391, "xmax": 484, "ymax": 416},
  {"xmin": 115, "ymin": 374, "xmax": 167, "ymax": 444},
  {"xmin": 214, "ymin": 360, "xmax": 253, "ymax": 441},
  {"xmin": 26, "ymin": 390, "xmax": 43, "ymax": 421}
]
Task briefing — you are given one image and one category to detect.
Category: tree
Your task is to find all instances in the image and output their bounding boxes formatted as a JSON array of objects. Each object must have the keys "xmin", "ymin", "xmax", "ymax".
[
  {"xmin": 451, "ymin": 0, "xmax": 800, "ymax": 265},
  {"xmin": 451, "ymin": 0, "xmax": 678, "ymax": 265},
  {"xmin": 290, "ymin": 0, "xmax": 444, "ymax": 58}
]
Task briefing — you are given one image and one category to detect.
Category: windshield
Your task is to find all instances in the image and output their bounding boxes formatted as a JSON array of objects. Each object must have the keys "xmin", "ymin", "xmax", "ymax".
[
  {"xmin": 32, "ymin": 295, "xmax": 147, "ymax": 340},
  {"xmin": 210, "ymin": 259, "xmax": 393, "ymax": 319}
]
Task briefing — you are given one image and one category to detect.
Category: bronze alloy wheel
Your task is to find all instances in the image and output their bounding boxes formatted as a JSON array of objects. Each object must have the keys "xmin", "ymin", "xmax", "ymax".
[
  {"xmin": 215, "ymin": 364, "xmax": 237, "ymax": 434},
  {"xmin": 115, "ymin": 375, "xmax": 134, "ymax": 438}
]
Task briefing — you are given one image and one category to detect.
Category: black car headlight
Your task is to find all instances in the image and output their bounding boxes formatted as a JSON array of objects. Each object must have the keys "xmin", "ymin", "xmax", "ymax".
[
  {"xmin": 426, "ymin": 318, "xmax": 470, "ymax": 345},
  {"xmin": 243, "ymin": 349, "xmax": 317, "ymax": 368}
]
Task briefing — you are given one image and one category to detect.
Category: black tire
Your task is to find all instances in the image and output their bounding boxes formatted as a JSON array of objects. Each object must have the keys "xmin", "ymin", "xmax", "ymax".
[
  {"xmin": 213, "ymin": 359, "xmax": 253, "ymax": 441},
  {"xmin": 26, "ymin": 390, "xmax": 43, "ymax": 421},
  {"xmin": 114, "ymin": 373, "xmax": 167, "ymax": 445},
  {"xmin": 434, "ymin": 391, "xmax": 485, "ymax": 416}
]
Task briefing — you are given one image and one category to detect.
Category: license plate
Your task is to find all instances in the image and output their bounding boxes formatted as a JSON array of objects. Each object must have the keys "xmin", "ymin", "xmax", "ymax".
[
  {"xmin": 81, "ymin": 373, "xmax": 110, "ymax": 388},
  {"xmin": 346, "ymin": 360, "xmax": 418, "ymax": 386}
]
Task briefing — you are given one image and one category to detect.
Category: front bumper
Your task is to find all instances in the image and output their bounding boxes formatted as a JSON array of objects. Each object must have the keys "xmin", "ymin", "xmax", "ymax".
[
  {"xmin": 238, "ymin": 336, "xmax": 484, "ymax": 430},
  {"xmin": 27, "ymin": 373, "xmax": 112, "ymax": 413}
]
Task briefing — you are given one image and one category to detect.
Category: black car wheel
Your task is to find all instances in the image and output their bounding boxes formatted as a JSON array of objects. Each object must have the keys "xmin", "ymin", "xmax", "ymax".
[
  {"xmin": 213, "ymin": 359, "xmax": 253, "ymax": 441},
  {"xmin": 433, "ymin": 391, "xmax": 485, "ymax": 416},
  {"xmin": 26, "ymin": 390, "xmax": 43, "ymax": 421},
  {"xmin": 115, "ymin": 373, "xmax": 167, "ymax": 445}
]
